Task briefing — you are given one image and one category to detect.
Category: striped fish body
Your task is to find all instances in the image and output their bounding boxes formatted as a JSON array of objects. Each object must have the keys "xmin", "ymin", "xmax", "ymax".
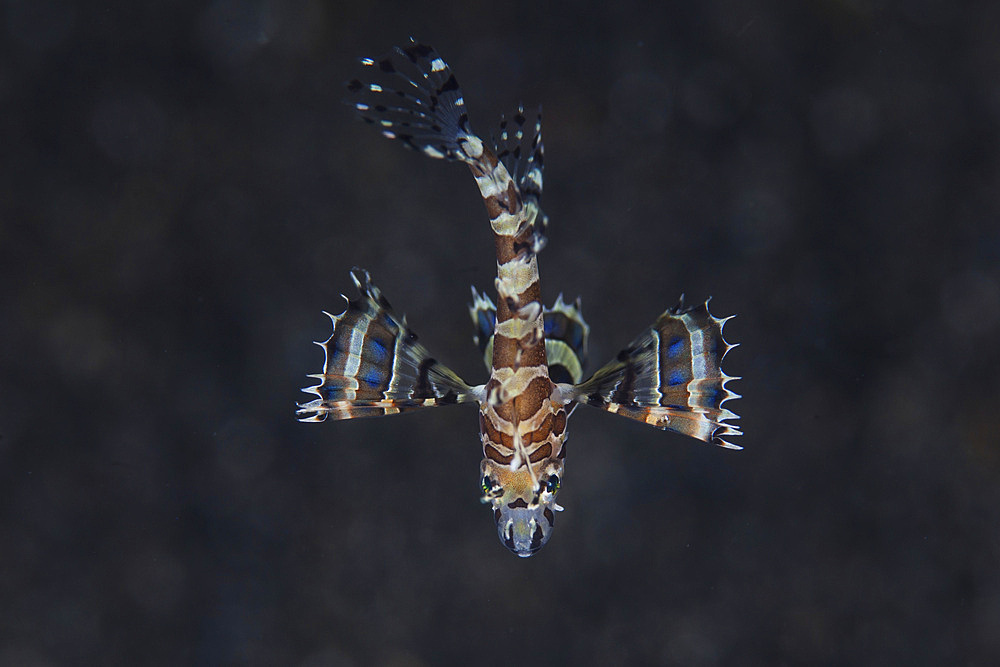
[
  {"xmin": 299, "ymin": 41, "xmax": 741, "ymax": 557},
  {"xmin": 466, "ymin": 132, "xmax": 566, "ymax": 557},
  {"xmin": 471, "ymin": 290, "xmax": 585, "ymax": 553}
]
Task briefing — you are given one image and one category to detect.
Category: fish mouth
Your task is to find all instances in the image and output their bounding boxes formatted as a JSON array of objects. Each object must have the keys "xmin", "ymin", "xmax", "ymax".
[
  {"xmin": 503, "ymin": 533, "xmax": 543, "ymax": 557},
  {"xmin": 503, "ymin": 535, "xmax": 543, "ymax": 558},
  {"xmin": 499, "ymin": 510, "xmax": 549, "ymax": 557}
]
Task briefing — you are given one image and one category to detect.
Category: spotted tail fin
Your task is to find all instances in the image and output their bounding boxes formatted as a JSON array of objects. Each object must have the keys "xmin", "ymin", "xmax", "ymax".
[
  {"xmin": 298, "ymin": 269, "xmax": 482, "ymax": 422},
  {"xmin": 346, "ymin": 39, "xmax": 481, "ymax": 163},
  {"xmin": 469, "ymin": 287, "xmax": 590, "ymax": 384},
  {"xmin": 567, "ymin": 297, "xmax": 741, "ymax": 448}
]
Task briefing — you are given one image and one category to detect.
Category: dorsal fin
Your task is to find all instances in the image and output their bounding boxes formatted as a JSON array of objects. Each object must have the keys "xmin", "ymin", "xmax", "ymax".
[{"xmin": 492, "ymin": 105, "xmax": 548, "ymax": 251}]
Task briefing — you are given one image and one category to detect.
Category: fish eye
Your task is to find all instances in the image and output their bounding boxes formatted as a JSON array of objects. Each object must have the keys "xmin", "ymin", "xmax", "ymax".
[{"xmin": 545, "ymin": 474, "xmax": 560, "ymax": 494}]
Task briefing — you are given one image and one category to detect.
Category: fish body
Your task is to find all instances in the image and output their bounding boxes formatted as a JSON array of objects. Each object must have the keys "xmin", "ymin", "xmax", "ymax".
[{"xmin": 299, "ymin": 41, "xmax": 741, "ymax": 557}]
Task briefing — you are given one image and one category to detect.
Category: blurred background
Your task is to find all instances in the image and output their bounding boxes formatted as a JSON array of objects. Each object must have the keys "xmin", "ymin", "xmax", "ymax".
[{"xmin": 2, "ymin": 0, "xmax": 999, "ymax": 664}]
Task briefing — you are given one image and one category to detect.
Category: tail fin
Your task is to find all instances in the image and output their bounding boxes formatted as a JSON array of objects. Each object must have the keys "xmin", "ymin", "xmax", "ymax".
[
  {"xmin": 346, "ymin": 39, "xmax": 482, "ymax": 163},
  {"xmin": 348, "ymin": 42, "xmax": 547, "ymax": 253},
  {"xmin": 298, "ymin": 269, "xmax": 482, "ymax": 422},
  {"xmin": 567, "ymin": 297, "xmax": 741, "ymax": 449}
]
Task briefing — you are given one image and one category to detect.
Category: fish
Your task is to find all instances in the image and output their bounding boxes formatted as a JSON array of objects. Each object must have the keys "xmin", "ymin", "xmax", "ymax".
[{"xmin": 298, "ymin": 40, "xmax": 741, "ymax": 557}]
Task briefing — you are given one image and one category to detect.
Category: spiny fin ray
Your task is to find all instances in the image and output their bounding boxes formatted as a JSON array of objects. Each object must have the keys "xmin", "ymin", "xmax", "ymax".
[
  {"xmin": 492, "ymin": 104, "xmax": 548, "ymax": 251},
  {"xmin": 298, "ymin": 268, "xmax": 481, "ymax": 421},
  {"xmin": 568, "ymin": 298, "xmax": 741, "ymax": 448}
]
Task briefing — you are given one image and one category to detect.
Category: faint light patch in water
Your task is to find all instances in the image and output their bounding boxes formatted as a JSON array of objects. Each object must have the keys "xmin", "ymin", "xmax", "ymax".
[
  {"xmin": 899, "ymin": 0, "xmax": 951, "ymax": 25},
  {"xmin": 810, "ymin": 86, "xmax": 879, "ymax": 159},
  {"xmin": 0, "ymin": 646, "xmax": 55, "ymax": 667},
  {"xmin": 663, "ymin": 610, "xmax": 722, "ymax": 664},
  {"xmin": 963, "ymin": 400, "xmax": 1000, "ymax": 471},
  {"xmin": 199, "ymin": 0, "xmax": 275, "ymax": 67},
  {"xmin": 103, "ymin": 417, "xmax": 168, "ymax": 506},
  {"xmin": 299, "ymin": 647, "xmax": 358, "ymax": 667},
  {"xmin": 268, "ymin": 0, "xmax": 327, "ymax": 57},
  {"xmin": 940, "ymin": 270, "xmax": 1000, "ymax": 469},
  {"xmin": 609, "ymin": 71, "xmax": 672, "ymax": 138},
  {"xmin": 46, "ymin": 308, "xmax": 115, "ymax": 379},
  {"xmin": 975, "ymin": 576, "xmax": 1000, "ymax": 657},
  {"xmin": 105, "ymin": 175, "xmax": 172, "ymax": 292},
  {"xmin": 729, "ymin": 187, "xmax": 791, "ymax": 255},
  {"xmin": 375, "ymin": 650, "xmax": 428, "ymax": 667},
  {"xmin": 0, "ymin": 64, "xmax": 10, "ymax": 102},
  {"xmin": 89, "ymin": 90, "xmax": 167, "ymax": 166},
  {"xmin": 124, "ymin": 549, "xmax": 186, "ymax": 616},
  {"xmin": 680, "ymin": 60, "xmax": 749, "ymax": 129},
  {"xmin": 0, "ymin": 390, "xmax": 30, "ymax": 458},
  {"xmin": 46, "ymin": 595, "xmax": 102, "ymax": 659},
  {"xmin": 4, "ymin": 0, "xmax": 76, "ymax": 54},
  {"xmin": 940, "ymin": 269, "xmax": 1000, "ymax": 338},
  {"xmin": 214, "ymin": 418, "xmax": 275, "ymax": 483}
]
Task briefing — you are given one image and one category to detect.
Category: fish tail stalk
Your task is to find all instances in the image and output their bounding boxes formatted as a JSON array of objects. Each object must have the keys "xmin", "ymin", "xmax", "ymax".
[{"xmin": 346, "ymin": 38, "xmax": 550, "ymax": 389}]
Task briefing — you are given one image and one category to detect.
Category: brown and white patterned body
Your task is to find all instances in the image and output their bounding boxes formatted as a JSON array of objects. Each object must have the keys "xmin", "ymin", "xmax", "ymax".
[
  {"xmin": 462, "ymin": 135, "xmax": 568, "ymax": 555},
  {"xmin": 298, "ymin": 41, "xmax": 741, "ymax": 557}
]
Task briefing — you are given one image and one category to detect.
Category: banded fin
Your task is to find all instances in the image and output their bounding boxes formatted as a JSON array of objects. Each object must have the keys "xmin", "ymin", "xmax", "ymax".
[
  {"xmin": 543, "ymin": 294, "xmax": 590, "ymax": 384},
  {"xmin": 567, "ymin": 297, "xmax": 741, "ymax": 448},
  {"xmin": 469, "ymin": 286, "xmax": 497, "ymax": 353},
  {"xmin": 493, "ymin": 105, "xmax": 548, "ymax": 252},
  {"xmin": 469, "ymin": 287, "xmax": 590, "ymax": 384},
  {"xmin": 346, "ymin": 39, "xmax": 480, "ymax": 163},
  {"xmin": 298, "ymin": 269, "xmax": 482, "ymax": 422}
]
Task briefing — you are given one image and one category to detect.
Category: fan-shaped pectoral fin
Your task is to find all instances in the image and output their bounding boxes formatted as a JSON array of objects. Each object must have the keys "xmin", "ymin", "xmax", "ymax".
[
  {"xmin": 298, "ymin": 269, "xmax": 484, "ymax": 421},
  {"xmin": 567, "ymin": 298, "xmax": 741, "ymax": 449}
]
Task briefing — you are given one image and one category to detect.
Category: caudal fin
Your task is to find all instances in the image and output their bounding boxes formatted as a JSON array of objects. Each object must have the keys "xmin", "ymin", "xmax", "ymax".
[{"xmin": 346, "ymin": 39, "xmax": 482, "ymax": 163}]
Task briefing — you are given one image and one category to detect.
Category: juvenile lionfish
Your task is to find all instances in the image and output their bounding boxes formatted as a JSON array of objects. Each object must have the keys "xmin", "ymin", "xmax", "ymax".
[{"xmin": 298, "ymin": 40, "xmax": 741, "ymax": 557}]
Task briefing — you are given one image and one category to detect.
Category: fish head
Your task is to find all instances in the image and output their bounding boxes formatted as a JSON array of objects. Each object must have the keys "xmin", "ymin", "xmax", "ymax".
[{"xmin": 480, "ymin": 457, "xmax": 564, "ymax": 557}]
